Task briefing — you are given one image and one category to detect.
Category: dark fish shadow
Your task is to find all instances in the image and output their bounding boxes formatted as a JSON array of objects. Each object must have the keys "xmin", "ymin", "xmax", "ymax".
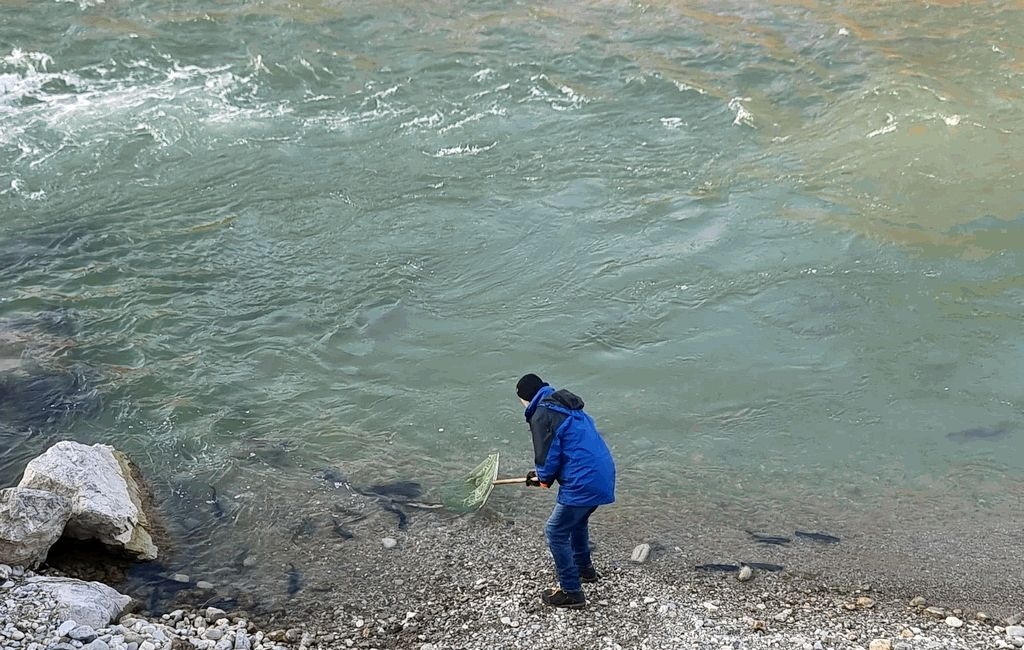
[{"xmin": 945, "ymin": 422, "xmax": 1014, "ymax": 443}]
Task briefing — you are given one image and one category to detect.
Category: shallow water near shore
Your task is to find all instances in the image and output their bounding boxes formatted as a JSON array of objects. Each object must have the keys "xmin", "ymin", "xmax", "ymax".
[{"xmin": 1, "ymin": 0, "xmax": 1022, "ymax": 612}]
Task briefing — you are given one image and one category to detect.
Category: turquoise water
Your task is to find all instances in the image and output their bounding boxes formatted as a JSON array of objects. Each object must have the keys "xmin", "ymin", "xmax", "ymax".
[{"xmin": 2, "ymin": 0, "xmax": 1022, "ymax": 594}]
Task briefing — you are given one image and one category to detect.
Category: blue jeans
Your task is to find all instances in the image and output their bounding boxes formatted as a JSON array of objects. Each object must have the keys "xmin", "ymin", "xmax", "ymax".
[{"xmin": 545, "ymin": 503, "xmax": 598, "ymax": 592}]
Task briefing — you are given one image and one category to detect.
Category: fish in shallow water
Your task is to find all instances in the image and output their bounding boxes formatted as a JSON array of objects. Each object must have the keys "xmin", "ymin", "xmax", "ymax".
[
  {"xmin": 945, "ymin": 423, "xmax": 1013, "ymax": 442},
  {"xmin": 287, "ymin": 563, "xmax": 302, "ymax": 596},
  {"xmin": 315, "ymin": 468, "xmax": 349, "ymax": 487},
  {"xmin": 794, "ymin": 530, "xmax": 840, "ymax": 544},
  {"xmin": 205, "ymin": 485, "xmax": 226, "ymax": 519},
  {"xmin": 379, "ymin": 501, "xmax": 409, "ymax": 529},
  {"xmin": 742, "ymin": 562, "xmax": 784, "ymax": 572},
  {"xmin": 368, "ymin": 481, "xmax": 423, "ymax": 499},
  {"xmin": 694, "ymin": 563, "xmax": 741, "ymax": 572},
  {"xmin": 745, "ymin": 530, "xmax": 791, "ymax": 545},
  {"xmin": 290, "ymin": 516, "xmax": 316, "ymax": 541}
]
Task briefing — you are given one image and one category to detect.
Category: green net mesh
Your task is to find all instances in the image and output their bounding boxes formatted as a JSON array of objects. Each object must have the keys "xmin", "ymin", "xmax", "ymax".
[{"xmin": 458, "ymin": 452, "xmax": 500, "ymax": 511}]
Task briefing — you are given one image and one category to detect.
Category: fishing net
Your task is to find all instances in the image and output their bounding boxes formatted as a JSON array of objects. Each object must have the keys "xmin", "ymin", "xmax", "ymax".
[{"xmin": 442, "ymin": 452, "xmax": 500, "ymax": 512}]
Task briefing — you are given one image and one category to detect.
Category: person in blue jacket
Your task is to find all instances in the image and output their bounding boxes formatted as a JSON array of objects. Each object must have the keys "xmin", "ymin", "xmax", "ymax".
[{"xmin": 516, "ymin": 373, "xmax": 616, "ymax": 609}]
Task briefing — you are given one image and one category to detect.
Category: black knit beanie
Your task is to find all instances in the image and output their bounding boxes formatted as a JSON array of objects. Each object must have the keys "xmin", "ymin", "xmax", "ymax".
[{"xmin": 516, "ymin": 373, "xmax": 548, "ymax": 402}]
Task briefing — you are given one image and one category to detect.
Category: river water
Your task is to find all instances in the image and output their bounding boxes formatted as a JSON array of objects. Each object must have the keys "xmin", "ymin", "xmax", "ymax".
[{"xmin": 2, "ymin": 0, "xmax": 1022, "ymax": 608}]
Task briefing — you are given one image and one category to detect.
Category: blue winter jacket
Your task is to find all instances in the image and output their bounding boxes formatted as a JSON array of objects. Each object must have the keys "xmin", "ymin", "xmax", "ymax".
[{"xmin": 525, "ymin": 385, "xmax": 616, "ymax": 507}]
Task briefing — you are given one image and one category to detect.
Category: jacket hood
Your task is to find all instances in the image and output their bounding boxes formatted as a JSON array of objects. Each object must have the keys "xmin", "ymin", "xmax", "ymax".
[{"xmin": 545, "ymin": 388, "xmax": 584, "ymax": 411}]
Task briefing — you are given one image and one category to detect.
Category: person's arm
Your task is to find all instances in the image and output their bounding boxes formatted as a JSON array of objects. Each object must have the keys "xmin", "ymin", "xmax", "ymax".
[{"xmin": 530, "ymin": 407, "xmax": 566, "ymax": 486}]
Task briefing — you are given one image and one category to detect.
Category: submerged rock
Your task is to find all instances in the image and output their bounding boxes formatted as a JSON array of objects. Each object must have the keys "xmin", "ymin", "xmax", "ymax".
[
  {"xmin": 0, "ymin": 487, "xmax": 73, "ymax": 568},
  {"xmin": 17, "ymin": 441, "xmax": 158, "ymax": 560}
]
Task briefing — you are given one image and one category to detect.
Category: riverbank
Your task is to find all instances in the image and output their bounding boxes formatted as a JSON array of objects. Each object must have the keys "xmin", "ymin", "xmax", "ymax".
[{"xmin": 4, "ymin": 513, "xmax": 1024, "ymax": 650}]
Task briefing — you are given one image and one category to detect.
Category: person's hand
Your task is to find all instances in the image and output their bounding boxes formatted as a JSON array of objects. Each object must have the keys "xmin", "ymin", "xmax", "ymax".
[{"xmin": 525, "ymin": 470, "xmax": 541, "ymax": 487}]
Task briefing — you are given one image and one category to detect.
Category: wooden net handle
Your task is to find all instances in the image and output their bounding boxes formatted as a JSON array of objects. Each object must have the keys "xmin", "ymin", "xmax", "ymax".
[{"xmin": 492, "ymin": 477, "xmax": 528, "ymax": 485}]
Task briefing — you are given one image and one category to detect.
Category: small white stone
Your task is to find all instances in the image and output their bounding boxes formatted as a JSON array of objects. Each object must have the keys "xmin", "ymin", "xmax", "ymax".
[
  {"xmin": 643, "ymin": 596, "xmax": 656, "ymax": 604},
  {"xmin": 382, "ymin": 537, "xmax": 398, "ymax": 549},
  {"xmin": 1006, "ymin": 626, "xmax": 1024, "ymax": 639},
  {"xmin": 171, "ymin": 573, "xmax": 190, "ymax": 583},
  {"xmin": 57, "ymin": 621, "xmax": 78, "ymax": 637},
  {"xmin": 737, "ymin": 566, "xmax": 753, "ymax": 582},
  {"xmin": 945, "ymin": 616, "xmax": 964, "ymax": 628},
  {"xmin": 197, "ymin": 581, "xmax": 215, "ymax": 589},
  {"xmin": 630, "ymin": 544, "xmax": 651, "ymax": 563}
]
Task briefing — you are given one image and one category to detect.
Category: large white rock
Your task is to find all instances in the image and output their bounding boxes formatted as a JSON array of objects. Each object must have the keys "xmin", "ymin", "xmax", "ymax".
[
  {"xmin": 0, "ymin": 487, "xmax": 73, "ymax": 568},
  {"xmin": 18, "ymin": 441, "xmax": 158, "ymax": 560},
  {"xmin": 11, "ymin": 576, "xmax": 131, "ymax": 628}
]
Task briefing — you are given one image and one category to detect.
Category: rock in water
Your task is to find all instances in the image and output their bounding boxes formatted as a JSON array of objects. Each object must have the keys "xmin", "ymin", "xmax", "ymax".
[
  {"xmin": 17, "ymin": 441, "xmax": 158, "ymax": 560},
  {"xmin": 0, "ymin": 487, "xmax": 73, "ymax": 568}
]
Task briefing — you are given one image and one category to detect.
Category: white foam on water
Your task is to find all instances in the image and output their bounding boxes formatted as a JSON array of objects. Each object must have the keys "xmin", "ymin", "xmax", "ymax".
[
  {"xmin": 471, "ymin": 68, "xmax": 495, "ymax": 82},
  {"xmin": 660, "ymin": 117, "xmax": 686, "ymax": 129},
  {"xmin": 400, "ymin": 111, "xmax": 443, "ymax": 130},
  {"xmin": 55, "ymin": 0, "xmax": 105, "ymax": 7},
  {"xmin": 525, "ymin": 73, "xmax": 588, "ymax": 111},
  {"xmin": 437, "ymin": 106, "xmax": 504, "ymax": 135},
  {"xmin": 2, "ymin": 50, "xmax": 294, "ymax": 163},
  {"xmin": 2, "ymin": 49, "xmax": 54, "ymax": 71},
  {"xmin": 429, "ymin": 142, "xmax": 497, "ymax": 157},
  {"xmin": 866, "ymin": 112, "xmax": 897, "ymax": 138},
  {"xmin": 728, "ymin": 97, "xmax": 755, "ymax": 128},
  {"xmin": 674, "ymin": 80, "xmax": 708, "ymax": 95}
]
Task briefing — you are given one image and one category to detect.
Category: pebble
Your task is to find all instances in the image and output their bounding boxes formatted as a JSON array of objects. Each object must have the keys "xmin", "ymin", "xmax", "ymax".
[
  {"xmin": 170, "ymin": 574, "xmax": 190, "ymax": 583},
  {"xmin": 909, "ymin": 596, "xmax": 927, "ymax": 607},
  {"xmin": 56, "ymin": 621, "xmax": 78, "ymax": 636},
  {"xmin": 70, "ymin": 625, "xmax": 99, "ymax": 642},
  {"xmin": 737, "ymin": 566, "xmax": 753, "ymax": 582},
  {"xmin": 196, "ymin": 581, "xmax": 215, "ymax": 589},
  {"xmin": 1007, "ymin": 626, "xmax": 1024, "ymax": 639},
  {"xmin": 773, "ymin": 608, "xmax": 793, "ymax": 622},
  {"xmin": 945, "ymin": 616, "xmax": 963, "ymax": 628},
  {"xmin": 868, "ymin": 640, "xmax": 892, "ymax": 650},
  {"xmin": 630, "ymin": 543, "xmax": 651, "ymax": 563},
  {"xmin": 382, "ymin": 537, "xmax": 398, "ymax": 549},
  {"xmin": 856, "ymin": 597, "xmax": 876, "ymax": 609},
  {"xmin": 924, "ymin": 606, "xmax": 947, "ymax": 618}
]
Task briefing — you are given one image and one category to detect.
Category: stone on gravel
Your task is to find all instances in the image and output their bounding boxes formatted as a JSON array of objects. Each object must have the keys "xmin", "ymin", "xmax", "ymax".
[
  {"xmin": 17, "ymin": 441, "xmax": 158, "ymax": 560},
  {"xmin": 909, "ymin": 596, "xmax": 927, "ymax": 607},
  {"xmin": 69, "ymin": 624, "xmax": 99, "ymax": 641},
  {"xmin": 1006, "ymin": 626, "xmax": 1024, "ymax": 638},
  {"xmin": 630, "ymin": 543, "xmax": 650, "ymax": 563},
  {"xmin": 0, "ymin": 487, "xmax": 74, "ymax": 568},
  {"xmin": 382, "ymin": 537, "xmax": 397, "ymax": 549},
  {"xmin": 11, "ymin": 576, "xmax": 131, "ymax": 628},
  {"xmin": 868, "ymin": 640, "xmax": 892, "ymax": 650},
  {"xmin": 924, "ymin": 606, "xmax": 946, "ymax": 618},
  {"xmin": 945, "ymin": 616, "xmax": 963, "ymax": 628},
  {"xmin": 737, "ymin": 565, "xmax": 753, "ymax": 582}
]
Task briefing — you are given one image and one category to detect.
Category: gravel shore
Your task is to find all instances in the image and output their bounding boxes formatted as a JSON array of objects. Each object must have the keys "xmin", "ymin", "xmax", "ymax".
[{"xmin": 4, "ymin": 503, "xmax": 1023, "ymax": 650}]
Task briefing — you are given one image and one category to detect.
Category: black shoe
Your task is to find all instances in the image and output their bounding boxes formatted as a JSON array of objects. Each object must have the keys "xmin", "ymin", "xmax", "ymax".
[
  {"xmin": 579, "ymin": 566, "xmax": 601, "ymax": 583},
  {"xmin": 541, "ymin": 588, "xmax": 586, "ymax": 609}
]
